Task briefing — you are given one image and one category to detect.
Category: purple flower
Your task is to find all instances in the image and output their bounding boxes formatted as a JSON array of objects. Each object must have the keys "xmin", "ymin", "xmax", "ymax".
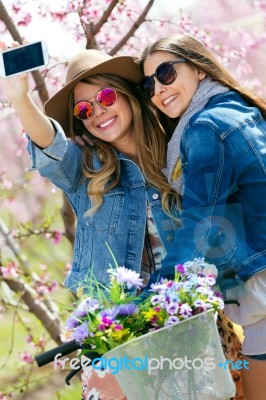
[
  {"xmin": 74, "ymin": 307, "xmax": 87, "ymax": 318},
  {"xmin": 166, "ymin": 302, "xmax": 179, "ymax": 315},
  {"xmin": 100, "ymin": 307, "xmax": 119, "ymax": 320},
  {"xmin": 165, "ymin": 316, "xmax": 179, "ymax": 326},
  {"xmin": 65, "ymin": 316, "xmax": 79, "ymax": 329},
  {"xmin": 150, "ymin": 295, "xmax": 161, "ymax": 305},
  {"xmin": 175, "ymin": 264, "xmax": 186, "ymax": 274},
  {"xmin": 179, "ymin": 304, "xmax": 192, "ymax": 318},
  {"xmin": 117, "ymin": 303, "xmax": 137, "ymax": 316},
  {"xmin": 74, "ymin": 297, "xmax": 100, "ymax": 317},
  {"xmin": 73, "ymin": 322, "xmax": 89, "ymax": 345},
  {"xmin": 193, "ymin": 299, "xmax": 210, "ymax": 311}
]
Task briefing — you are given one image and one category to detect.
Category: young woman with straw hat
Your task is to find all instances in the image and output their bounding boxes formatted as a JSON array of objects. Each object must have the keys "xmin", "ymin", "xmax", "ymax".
[{"xmin": 0, "ymin": 42, "xmax": 181, "ymax": 399}]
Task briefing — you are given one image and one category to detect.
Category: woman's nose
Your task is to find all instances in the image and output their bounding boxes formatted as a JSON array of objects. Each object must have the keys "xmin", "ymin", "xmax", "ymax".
[
  {"xmin": 93, "ymin": 101, "xmax": 107, "ymax": 117},
  {"xmin": 153, "ymin": 78, "xmax": 166, "ymax": 96}
]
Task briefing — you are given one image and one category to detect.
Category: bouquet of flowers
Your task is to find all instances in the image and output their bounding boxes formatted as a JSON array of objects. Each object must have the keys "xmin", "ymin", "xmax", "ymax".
[
  {"xmin": 65, "ymin": 258, "xmax": 224, "ymax": 355},
  {"xmin": 64, "ymin": 259, "xmax": 237, "ymax": 399}
]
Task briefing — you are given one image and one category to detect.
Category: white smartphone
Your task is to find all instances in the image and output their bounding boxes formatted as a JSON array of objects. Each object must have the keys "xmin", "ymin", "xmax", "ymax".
[{"xmin": 0, "ymin": 40, "xmax": 49, "ymax": 78}]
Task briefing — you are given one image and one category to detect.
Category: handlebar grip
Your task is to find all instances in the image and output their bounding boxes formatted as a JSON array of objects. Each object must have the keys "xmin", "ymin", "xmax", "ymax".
[{"xmin": 35, "ymin": 339, "xmax": 80, "ymax": 367}]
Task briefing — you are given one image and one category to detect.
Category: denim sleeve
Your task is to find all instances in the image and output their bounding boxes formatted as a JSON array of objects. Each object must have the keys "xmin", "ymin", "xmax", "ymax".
[
  {"xmin": 162, "ymin": 120, "xmax": 239, "ymax": 269},
  {"xmin": 26, "ymin": 118, "xmax": 83, "ymax": 193}
]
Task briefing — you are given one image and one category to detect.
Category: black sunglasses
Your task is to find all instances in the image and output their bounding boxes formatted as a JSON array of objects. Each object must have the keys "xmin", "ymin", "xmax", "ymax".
[{"xmin": 138, "ymin": 59, "xmax": 187, "ymax": 99}]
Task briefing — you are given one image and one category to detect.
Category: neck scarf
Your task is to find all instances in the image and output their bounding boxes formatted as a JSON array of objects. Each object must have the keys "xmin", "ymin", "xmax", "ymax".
[{"xmin": 162, "ymin": 77, "xmax": 229, "ymax": 195}]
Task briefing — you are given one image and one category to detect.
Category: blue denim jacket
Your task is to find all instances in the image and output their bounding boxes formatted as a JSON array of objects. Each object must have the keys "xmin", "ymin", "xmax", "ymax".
[
  {"xmin": 165, "ymin": 90, "xmax": 266, "ymax": 292},
  {"xmin": 27, "ymin": 120, "xmax": 180, "ymax": 292}
]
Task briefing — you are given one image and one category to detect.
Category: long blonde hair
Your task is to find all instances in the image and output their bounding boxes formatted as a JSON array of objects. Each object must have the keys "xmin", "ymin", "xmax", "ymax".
[
  {"xmin": 139, "ymin": 34, "xmax": 266, "ymax": 134},
  {"xmin": 68, "ymin": 74, "xmax": 179, "ymax": 215}
]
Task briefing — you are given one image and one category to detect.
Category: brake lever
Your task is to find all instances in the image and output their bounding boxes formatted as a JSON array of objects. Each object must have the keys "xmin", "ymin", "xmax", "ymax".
[
  {"xmin": 224, "ymin": 298, "xmax": 240, "ymax": 306},
  {"xmin": 65, "ymin": 363, "xmax": 82, "ymax": 385}
]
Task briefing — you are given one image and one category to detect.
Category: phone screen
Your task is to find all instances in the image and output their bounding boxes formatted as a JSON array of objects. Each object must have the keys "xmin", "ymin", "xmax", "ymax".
[{"xmin": 3, "ymin": 42, "xmax": 45, "ymax": 76}]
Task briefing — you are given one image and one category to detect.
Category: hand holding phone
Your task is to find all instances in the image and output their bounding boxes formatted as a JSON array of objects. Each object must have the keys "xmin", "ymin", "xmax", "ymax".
[
  {"xmin": 0, "ymin": 40, "xmax": 49, "ymax": 78},
  {"xmin": 0, "ymin": 41, "xmax": 55, "ymax": 149}
]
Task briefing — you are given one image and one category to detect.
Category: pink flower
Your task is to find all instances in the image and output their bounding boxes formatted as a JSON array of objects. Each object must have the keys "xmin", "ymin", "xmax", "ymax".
[
  {"xmin": 0, "ymin": 262, "xmax": 19, "ymax": 279},
  {"xmin": 25, "ymin": 335, "xmax": 34, "ymax": 346},
  {"xmin": 38, "ymin": 337, "xmax": 45, "ymax": 348},
  {"xmin": 102, "ymin": 316, "xmax": 114, "ymax": 326},
  {"xmin": 175, "ymin": 264, "xmax": 186, "ymax": 274},
  {"xmin": 17, "ymin": 12, "xmax": 32, "ymax": 26},
  {"xmin": 54, "ymin": 359, "xmax": 64, "ymax": 369},
  {"xmin": 20, "ymin": 352, "xmax": 33, "ymax": 364},
  {"xmin": 53, "ymin": 231, "xmax": 63, "ymax": 245}
]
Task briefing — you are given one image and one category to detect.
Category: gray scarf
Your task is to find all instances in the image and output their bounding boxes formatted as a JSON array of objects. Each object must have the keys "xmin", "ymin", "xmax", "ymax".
[{"xmin": 162, "ymin": 77, "xmax": 229, "ymax": 195}]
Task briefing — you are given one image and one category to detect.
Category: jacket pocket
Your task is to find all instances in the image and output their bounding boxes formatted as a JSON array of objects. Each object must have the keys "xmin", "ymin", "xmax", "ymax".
[
  {"xmin": 87, "ymin": 186, "xmax": 125, "ymax": 233},
  {"xmin": 204, "ymin": 224, "xmax": 237, "ymax": 266}
]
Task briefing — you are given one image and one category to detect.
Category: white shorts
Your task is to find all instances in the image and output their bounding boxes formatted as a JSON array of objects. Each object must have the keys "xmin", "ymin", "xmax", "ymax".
[{"xmin": 224, "ymin": 269, "xmax": 266, "ymax": 356}]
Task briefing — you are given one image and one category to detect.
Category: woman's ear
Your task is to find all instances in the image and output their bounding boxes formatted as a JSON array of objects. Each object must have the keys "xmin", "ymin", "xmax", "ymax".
[{"xmin": 198, "ymin": 70, "xmax": 206, "ymax": 81}]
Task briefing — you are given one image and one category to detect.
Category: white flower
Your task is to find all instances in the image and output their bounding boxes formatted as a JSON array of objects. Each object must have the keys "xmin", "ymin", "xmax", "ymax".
[
  {"xmin": 196, "ymin": 286, "xmax": 211, "ymax": 295},
  {"xmin": 179, "ymin": 304, "xmax": 193, "ymax": 318},
  {"xmin": 81, "ymin": 364, "xmax": 93, "ymax": 379},
  {"xmin": 85, "ymin": 388, "xmax": 101, "ymax": 400},
  {"xmin": 166, "ymin": 302, "xmax": 179, "ymax": 315},
  {"xmin": 93, "ymin": 363, "xmax": 110, "ymax": 378},
  {"xmin": 217, "ymin": 298, "xmax": 225, "ymax": 309},
  {"xmin": 113, "ymin": 266, "xmax": 143, "ymax": 289},
  {"xmin": 165, "ymin": 315, "xmax": 179, "ymax": 326},
  {"xmin": 150, "ymin": 282, "xmax": 168, "ymax": 293},
  {"xmin": 184, "ymin": 258, "xmax": 218, "ymax": 277}
]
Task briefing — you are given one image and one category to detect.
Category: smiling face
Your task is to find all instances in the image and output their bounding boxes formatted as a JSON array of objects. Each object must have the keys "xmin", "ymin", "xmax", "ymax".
[
  {"xmin": 143, "ymin": 51, "xmax": 206, "ymax": 118},
  {"xmin": 73, "ymin": 80, "xmax": 135, "ymax": 152}
]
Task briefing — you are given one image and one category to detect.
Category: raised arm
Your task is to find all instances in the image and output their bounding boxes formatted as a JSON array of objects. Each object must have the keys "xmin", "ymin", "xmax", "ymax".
[{"xmin": 0, "ymin": 42, "xmax": 55, "ymax": 148}]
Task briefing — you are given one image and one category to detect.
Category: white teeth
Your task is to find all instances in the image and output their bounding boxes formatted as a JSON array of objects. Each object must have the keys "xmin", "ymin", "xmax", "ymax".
[
  {"xmin": 99, "ymin": 117, "xmax": 115, "ymax": 128},
  {"xmin": 164, "ymin": 95, "xmax": 177, "ymax": 106}
]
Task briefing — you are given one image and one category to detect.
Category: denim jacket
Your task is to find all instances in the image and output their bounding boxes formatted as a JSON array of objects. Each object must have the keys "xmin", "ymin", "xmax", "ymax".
[
  {"xmin": 27, "ymin": 120, "xmax": 180, "ymax": 292},
  {"xmin": 165, "ymin": 90, "xmax": 266, "ymax": 292}
]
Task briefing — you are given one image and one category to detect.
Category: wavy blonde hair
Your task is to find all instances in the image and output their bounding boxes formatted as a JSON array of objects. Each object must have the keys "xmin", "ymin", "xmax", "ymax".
[
  {"xmin": 139, "ymin": 34, "xmax": 266, "ymax": 134},
  {"xmin": 68, "ymin": 74, "xmax": 180, "ymax": 215}
]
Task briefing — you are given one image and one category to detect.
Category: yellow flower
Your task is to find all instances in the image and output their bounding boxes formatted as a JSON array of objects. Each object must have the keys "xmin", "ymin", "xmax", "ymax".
[
  {"xmin": 142, "ymin": 309, "xmax": 157, "ymax": 321},
  {"xmin": 109, "ymin": 328, "xmax": 130, "ymax": 341}
]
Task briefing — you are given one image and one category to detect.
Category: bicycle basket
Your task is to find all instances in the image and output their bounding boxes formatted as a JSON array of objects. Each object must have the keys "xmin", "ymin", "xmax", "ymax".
[{"xmin": 104, "ymin": 309, "xmax": 236, "ymax": 400}]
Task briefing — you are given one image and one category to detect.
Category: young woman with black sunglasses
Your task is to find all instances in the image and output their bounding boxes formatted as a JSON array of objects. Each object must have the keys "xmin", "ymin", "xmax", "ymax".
[{"xmin": 137, "ymin": 34, "xmax": 266, "ymax": 400}]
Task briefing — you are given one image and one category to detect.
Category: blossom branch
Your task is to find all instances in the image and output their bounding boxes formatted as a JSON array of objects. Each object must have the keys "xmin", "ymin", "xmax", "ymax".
[
  {"xmin": 93, "ymin": 0, "xmax": 119, "ymax": 35},
  {"xmin": 2, "ymin": 277, "xmax": 63, "ymax": 344},
  {"xmin": 109, "ymin": 0, "xmax": 154, "ymax": 55}
]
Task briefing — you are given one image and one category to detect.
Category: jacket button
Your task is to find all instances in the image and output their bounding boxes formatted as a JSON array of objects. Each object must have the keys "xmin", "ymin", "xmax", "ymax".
[
  {"xmin": 167, "ymin": 234, "xmax": 174, "ymax": 242},
  {"xmin": 152, "ymin": 193, "xmax": 159, "ymax": 199}
]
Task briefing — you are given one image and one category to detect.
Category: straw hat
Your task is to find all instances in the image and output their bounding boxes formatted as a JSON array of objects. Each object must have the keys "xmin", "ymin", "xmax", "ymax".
[{"xmin": 44, "ymin": 49, "xmax": 142, "ymax": 134}]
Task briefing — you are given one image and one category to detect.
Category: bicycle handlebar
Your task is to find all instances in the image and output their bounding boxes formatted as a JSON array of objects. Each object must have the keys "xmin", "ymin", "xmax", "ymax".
[{"xmin": 35, "ymin": 339, "xmax": 80, "ymax": 367}]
